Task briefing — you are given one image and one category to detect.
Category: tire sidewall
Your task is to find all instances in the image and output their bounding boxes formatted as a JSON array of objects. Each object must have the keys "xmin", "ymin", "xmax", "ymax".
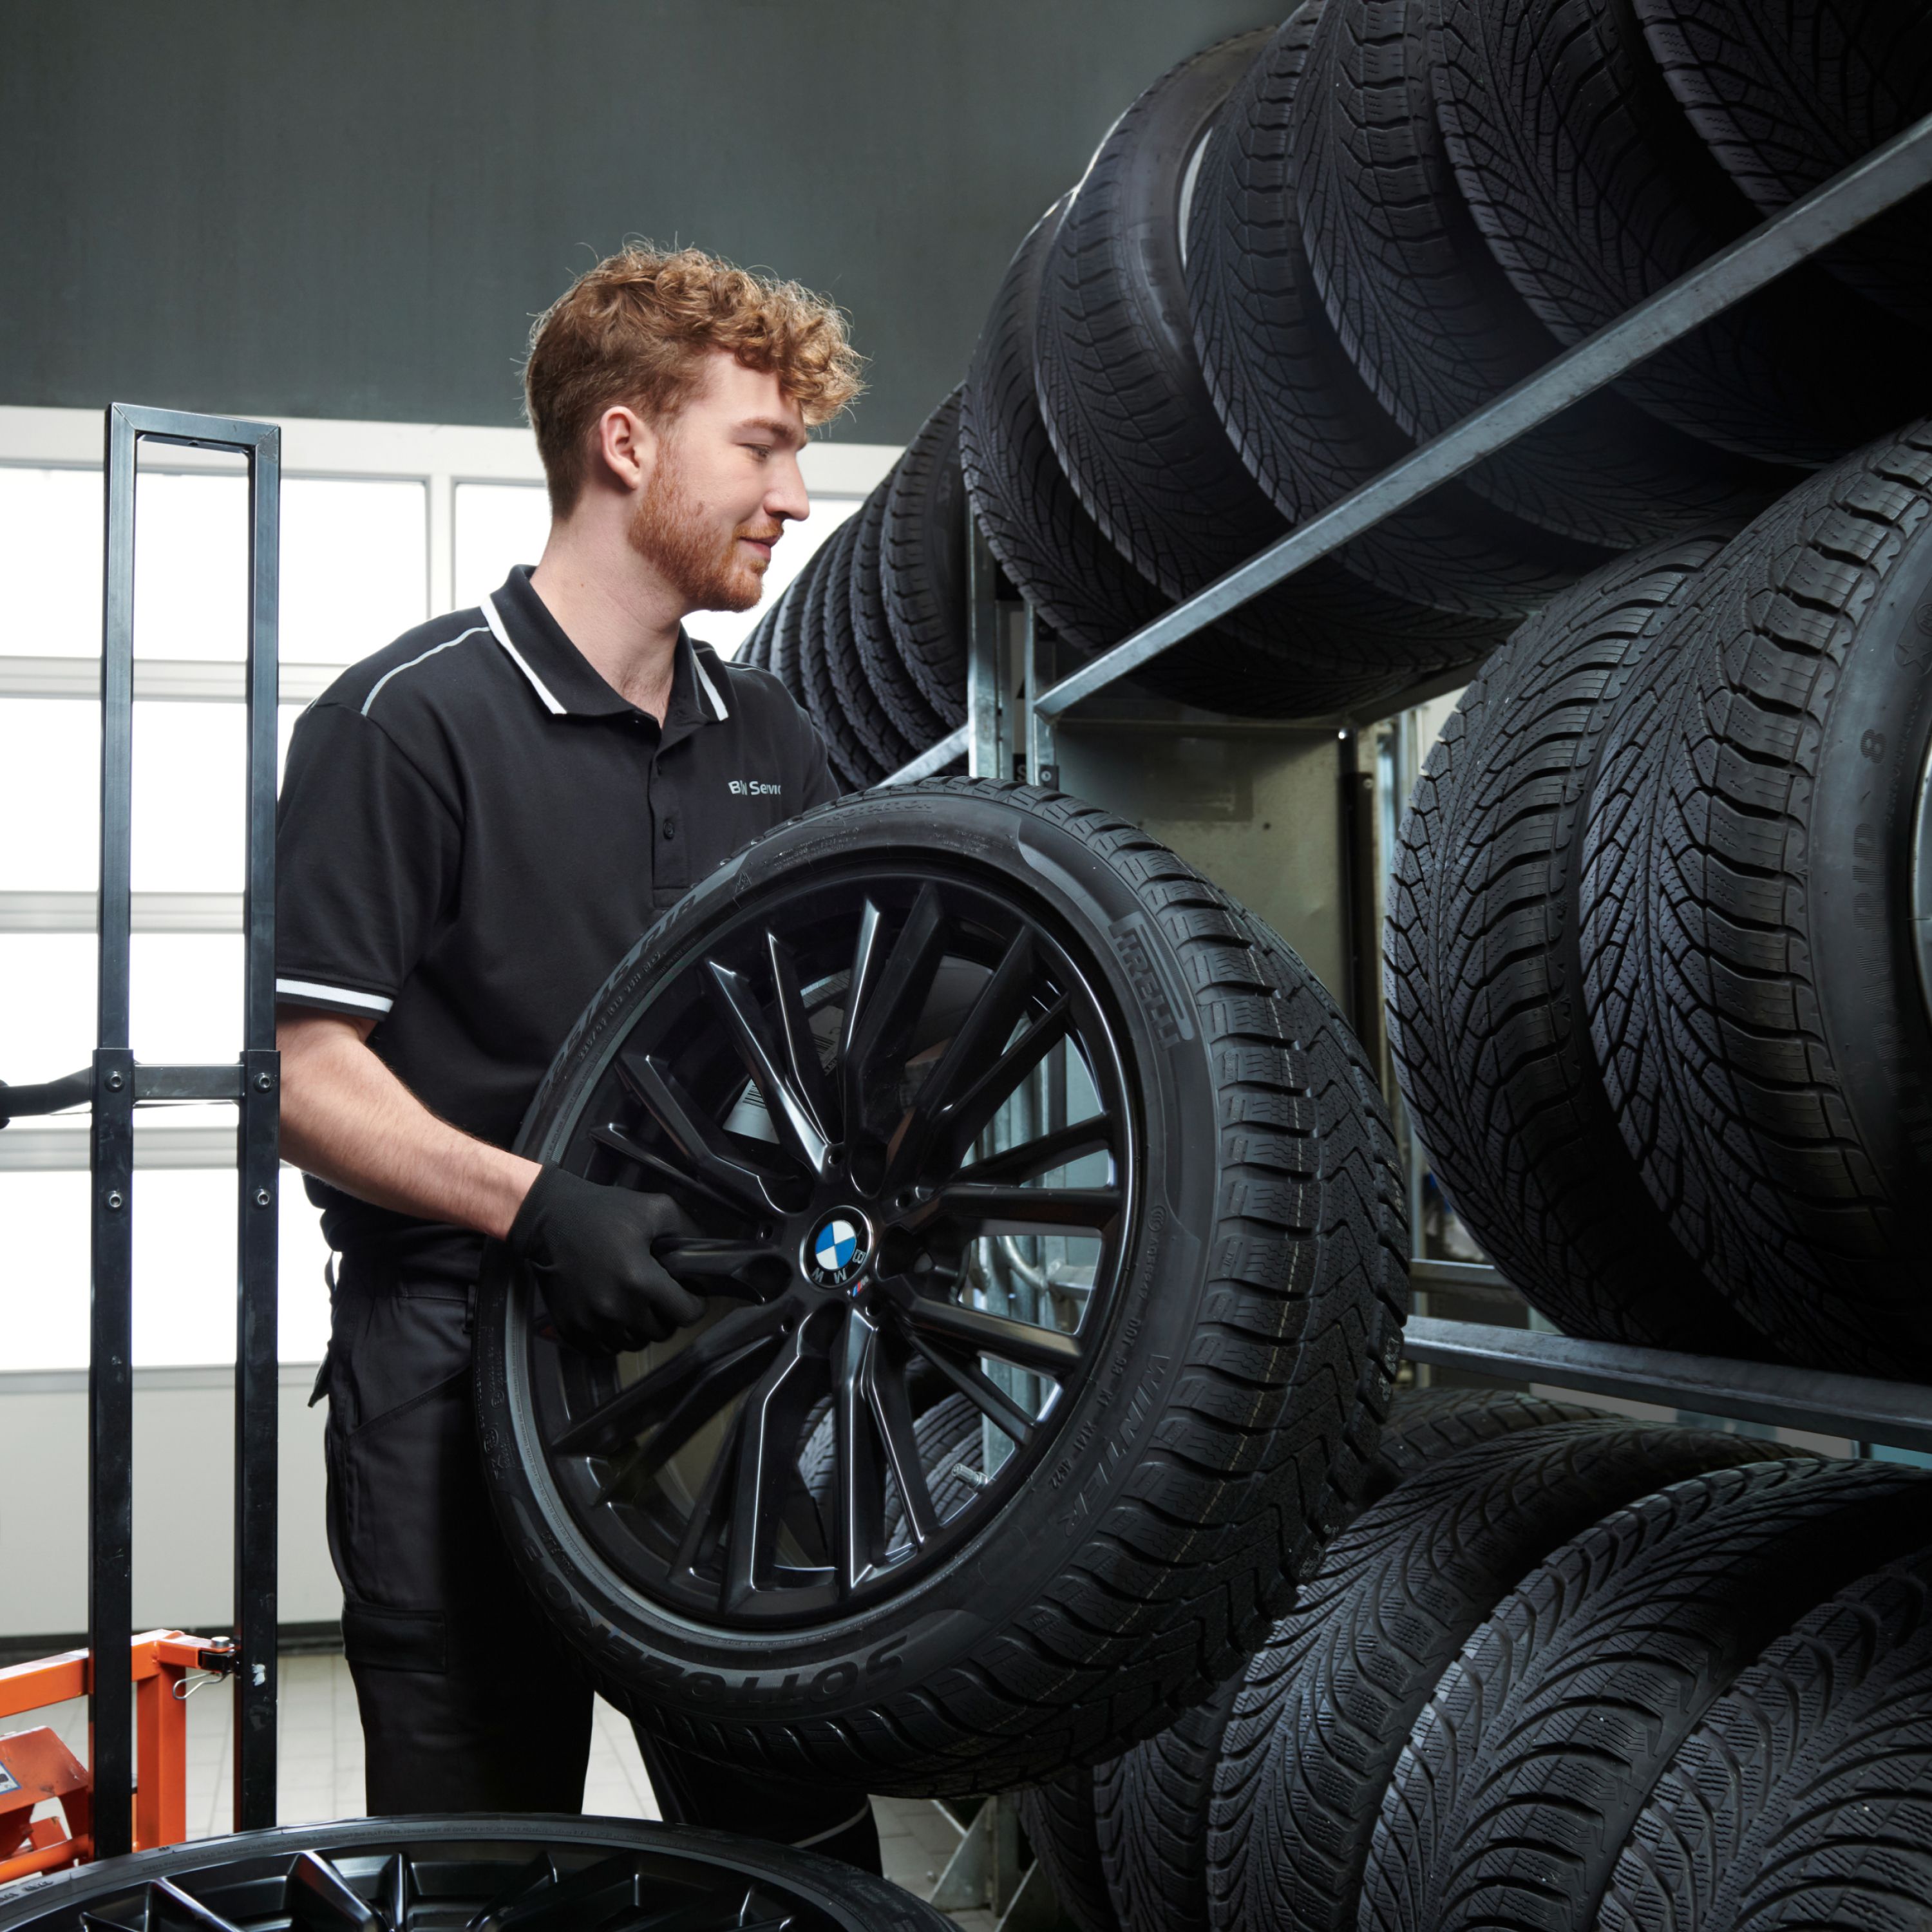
[
  {"xmin": 1809, "ymin": 519, "xmax": 1932, "ymax": 1198},
  {"xmin": 475, "ymin": 787, "xmax": 1222, "ymax": 1734}
]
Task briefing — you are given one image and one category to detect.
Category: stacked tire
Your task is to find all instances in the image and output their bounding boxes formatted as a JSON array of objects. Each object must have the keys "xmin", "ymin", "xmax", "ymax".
[
  {"xmin": 750, "ymin": 0, "xmax": 1927, "ymax": 752},
  {"xmin": 1388, "ymin": 421, "xmax": 1932, "ymax": 1378},
  {"xmin": 1026, "ymin": 1393, "xmax": 1932, "ymax": 1931},
  {"xmin": 734, "ymin": 392, "xmax": 969, "ymax": 789}
]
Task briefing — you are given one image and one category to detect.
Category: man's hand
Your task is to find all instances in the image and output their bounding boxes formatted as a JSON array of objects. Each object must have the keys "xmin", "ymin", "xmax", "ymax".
[{"xmin": 507, "ymin": 1166, "xmax": 707, "ymax": 1352}]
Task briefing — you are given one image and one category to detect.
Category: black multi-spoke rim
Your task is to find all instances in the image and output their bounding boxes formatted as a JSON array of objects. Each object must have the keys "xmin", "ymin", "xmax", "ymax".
[
  {"xmin": 514, "ymin": 864, "xmax": 1137, "ymax": 1629},
  {"xmin": 6, "ymin": 1823, "xmax": 862, "ymax": 1931}
]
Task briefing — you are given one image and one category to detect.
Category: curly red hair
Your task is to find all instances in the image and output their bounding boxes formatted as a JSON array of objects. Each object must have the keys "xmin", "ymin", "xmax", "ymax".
[{"xmin": 525, "ymin": 244, "xmax": 866, "ymax": 514}]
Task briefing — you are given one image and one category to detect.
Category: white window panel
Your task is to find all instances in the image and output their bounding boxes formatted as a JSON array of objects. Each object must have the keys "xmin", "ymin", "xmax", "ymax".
[
  {"xmin": 282, "ymin": 477, "xmax": 427, "ymax": 665},
  {"xmin": 1, "ymin": 699, "xmax": 305, "ymax": 893},
  {"xmin": 0, "ymin": 1169, "xmax": 334, "ymax": 1369},
  {"xmin": 0, "ymin": 933, "xmax": 247, "ymax": 1080},
  {"xmin": 0, "ymin": 698, "xmax": 97, "ymax": 888},
  {"xmin": 453, "ymin": 481, "xmax": 549, "ymax": 611},
  {"xmin": 132, "ymin": 469, "xmax": 250, "ymax": 661},
  {"xmin": 0, "ymin": 467, "xmax": 102, "ymax": 658},
  {"xmin": 691, "ymin": 497, "xmax": 863, "ymax": 660},
  {"xmin": 0, "ymin": 469, "xmax": 428, "ymax": 668}
]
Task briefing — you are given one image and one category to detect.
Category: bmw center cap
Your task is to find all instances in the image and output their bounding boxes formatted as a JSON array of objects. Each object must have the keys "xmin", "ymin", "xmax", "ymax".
[{"xmin": 806, "ymin": 1211, "xmax": 871, "ymax": 1290}]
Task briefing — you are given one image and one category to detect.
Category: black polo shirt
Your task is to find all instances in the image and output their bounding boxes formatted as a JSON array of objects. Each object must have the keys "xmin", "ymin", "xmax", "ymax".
[{"xmin": 276, "ymin": 564, "xmax": 838, "ymax": 1262}]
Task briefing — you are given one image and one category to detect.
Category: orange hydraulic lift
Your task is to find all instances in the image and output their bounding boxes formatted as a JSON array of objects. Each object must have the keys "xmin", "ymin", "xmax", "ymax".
[{"xmin": 0, "ymin": 1632, "xmax": 235, "ymax": 1885}]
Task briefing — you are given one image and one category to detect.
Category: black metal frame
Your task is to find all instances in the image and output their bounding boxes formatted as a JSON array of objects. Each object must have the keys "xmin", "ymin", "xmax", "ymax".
[{"xmin": 0, "ymin": 404, "xmax": 281, "ymax": 1853}]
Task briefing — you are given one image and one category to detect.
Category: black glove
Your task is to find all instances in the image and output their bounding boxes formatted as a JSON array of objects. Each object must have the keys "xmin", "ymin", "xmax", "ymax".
[{"xmin": 506, "ymin": 1165, "xmax": 706, "ymax": 1353}]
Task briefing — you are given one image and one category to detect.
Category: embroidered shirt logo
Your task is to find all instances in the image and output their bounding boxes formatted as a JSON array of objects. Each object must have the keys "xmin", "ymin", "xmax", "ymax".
[{"xmin": 728, "ymin": 779, "xmax": 784, "ymax": 797}]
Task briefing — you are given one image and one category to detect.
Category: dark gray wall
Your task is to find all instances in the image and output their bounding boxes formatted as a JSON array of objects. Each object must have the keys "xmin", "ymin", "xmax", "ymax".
[{"xmin": 4, "ymin": 3, "xmax": 1279, "ymax": 443}]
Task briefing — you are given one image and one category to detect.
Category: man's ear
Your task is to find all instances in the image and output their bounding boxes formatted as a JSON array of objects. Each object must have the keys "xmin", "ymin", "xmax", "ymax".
[{"xmin": 592, "ymin": 405, "xmax": 656, "ymax": 495}]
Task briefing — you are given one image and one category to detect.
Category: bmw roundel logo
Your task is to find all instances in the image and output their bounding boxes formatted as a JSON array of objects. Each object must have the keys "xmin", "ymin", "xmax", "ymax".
[{"xmin": 805, "ymin": 1210, "xmax": 871, "ymax": 1289}]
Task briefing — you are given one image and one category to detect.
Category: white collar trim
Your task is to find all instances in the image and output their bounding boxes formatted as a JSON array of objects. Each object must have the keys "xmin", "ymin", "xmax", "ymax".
[
  {"xmin": 691, "ymin": 646, "xmax": 731, "ymax": 722},
  {"xmin": 482, "ymin": 592, "xmax": 567, "ymax": 715}
]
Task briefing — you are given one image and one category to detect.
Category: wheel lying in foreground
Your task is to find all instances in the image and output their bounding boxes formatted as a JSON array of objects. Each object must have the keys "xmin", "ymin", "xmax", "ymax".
[
  {"xmin": 0, "ymin": 1815, "xmax": 951, "ymax": 1932},
  {"xmin": 475, "ymin": 778, "xmax": 1406, "ymax": 1795}
]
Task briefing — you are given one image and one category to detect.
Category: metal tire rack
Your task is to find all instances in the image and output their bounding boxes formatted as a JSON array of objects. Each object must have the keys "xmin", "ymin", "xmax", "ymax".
[{"xmin": 889, "ymin": 108, "xmax": 1932, "ymax": 1461}]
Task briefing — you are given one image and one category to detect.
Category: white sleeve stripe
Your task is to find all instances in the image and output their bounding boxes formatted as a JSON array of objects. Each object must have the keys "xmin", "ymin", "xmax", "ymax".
[
  {"xmin": 692, "ymin": 652, "xmax": 731, "ymax": 721},
  {"xmin": 483, "ymin": 594, "xmax": 567, "ymax": 714},
  {"xmin": 275, "ymin": 978, "xmax": 395, "ymax": 1015},
  {"xmin": 361, "ymin": 624, "xmax": 489, "ymax": 717}
]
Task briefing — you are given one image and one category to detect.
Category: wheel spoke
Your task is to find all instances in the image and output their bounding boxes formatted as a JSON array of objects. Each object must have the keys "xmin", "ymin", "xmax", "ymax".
[
  {"xmin": 766, "ymin": 931, "xmax": 836, "ymax": 1141},
  {"xmin": 909, "ymin": 1182, "xmax": 1121, "ymax": 1236},
  {"xmin": 898, "ymin": 1326, "xmax": 1037, "ymax": 1444},
  {"xmin": 653, "ymin": 1236, "xmax": 786, "ymax": 1300},
  {"xmin": 703, "ymin": 960, "xmax": 831, "ymax": 1176},
  {"xmin": 837, "ymin": 898, "xmax": 888, "ymax": 1096},
  {"xmin": 591, "ymin": 1329, "xmax": 786, "ymax": 1510},
  {"xmin": 672, "ymin": 1403, "xmax": 744, "ymax": 1584},
  {"xmin": 287, "ymin": 1852, "xmax": 381, "ymax": 1932},
  {"xmin": 721, "ymin": 1321, "xmax": 823, "ymax": 1613},
  {"xmin": 899, "ymin": 1294, "xmax": 1081, "ymax": 1377},
  {"xmin": 957, "ymin": 1114, "xmax": 1114, "ymax": 1185},
  {"xmin": 616, "ymin": 1053, "xmax": 782, "ymax": 1216},
  {"xmin": 867, "ymin": 1332, "xmax": 936, "ymax": 1546},
  {"xmin": 831, "ymin": 1310, "xmax": 886, "ymax": 1591},
  {"xmin": 552, "ymin": 1303, "xmax": 786, "ymax": 1457},
  {"xmin": 137, "ymin": 1880, "xmax": 245, "ymax": 1932},
  {"xmin": 589, "ymin": 1124, "xmax": 750, "ymax": 1222},
  {"xmin": 884, "ymin": 928, "xmax": 1036, "ymax": 1186},
  {"xmin": 841, "ymin": 884, "xmax": 947, "ymax": 1144},
  {"xmin": 925, "ymin": 996, "xmax": 1075, "ymax": 1175}
]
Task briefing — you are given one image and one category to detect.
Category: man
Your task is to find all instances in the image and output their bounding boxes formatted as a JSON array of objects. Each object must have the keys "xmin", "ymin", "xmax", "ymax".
[{"xmin": 274, "ymin": 246, "xmax": 878, "ymax": 1865}]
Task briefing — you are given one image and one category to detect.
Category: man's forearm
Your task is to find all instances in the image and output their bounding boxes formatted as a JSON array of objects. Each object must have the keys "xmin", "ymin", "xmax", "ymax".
[{"xmin": 277, "ymin": 1010, "xmax": 540, "ymax": 1240}]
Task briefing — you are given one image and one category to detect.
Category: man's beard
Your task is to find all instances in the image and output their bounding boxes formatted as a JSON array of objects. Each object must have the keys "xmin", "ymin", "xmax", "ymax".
[{"xmin": 627, "ymin": 455, "xmax": 770, "ymax": 614}]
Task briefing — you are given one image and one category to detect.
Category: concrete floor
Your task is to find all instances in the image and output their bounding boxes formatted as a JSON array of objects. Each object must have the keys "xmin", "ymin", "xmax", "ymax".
[{"xmin": 24, "ymin": 1653, "xmax": 993, "ymax": 1927}]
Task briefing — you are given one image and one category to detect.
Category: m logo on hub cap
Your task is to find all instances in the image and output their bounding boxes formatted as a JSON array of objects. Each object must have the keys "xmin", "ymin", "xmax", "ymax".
[{"xmin": 806, "ymin": 1211, "xmax": 871, "ymax": 1289}]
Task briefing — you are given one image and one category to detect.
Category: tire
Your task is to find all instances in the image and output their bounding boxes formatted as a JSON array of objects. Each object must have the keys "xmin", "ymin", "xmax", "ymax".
[
  {"xmin": 837, "ymin": 484, "xmax": 918, "ymax": 777},
  {"xmin": 879, "ymin": 395, "xmax": 968, "ymax": 734},
  {"xmin": 1034, "ymin": 21, "xmax": 1518, "ymax": 717},
  {"xmin": 1182, "ymin": 5, "xmax": 1606, "ymax": 624},
  {"xmin": 1206, "ymin": 1419, "xmax": 1798, "ymax": 1932},
  {"xmin": 1578, "ymin": 422, "xmax": 1932, "ymax": 1377},
  {"xmin": 768, "ymin": 562, "xmax": 810, "ymax": 710},
  {"xmin": 475, "ymin": 778, "xmax": 1406, "ymax": 1795},
  {"xmin": 848, "ymin": 477, "xmax": 933, "ymax": 772},
  {"xmin": 1019, "ymin": 1774, "xmax": 1121, "ymax": 1932},
  {"xmin": 0, "ymin": 1815, "xmax": 952, "ymax": 1932},
  {"xmin": 1359, "ymin": 1457, "xmax": 1932, "ymax": 1932},
  {"xmin": 1427, "ymin": 0, "xmax": 1932, "ymax": 465},
  {"xmin": 1070, "ymin": 1388, "xmax": 1595, "ymax": 1932},
  {"xmin": 1294, "ymin": 0, "xmax": 1792, "ymax": 551},
  {"xmin": 1602, "ymin": 1540, "xmax": 1932, "ymax": 1932},
  {"xmin": 1633, "ymin": 0, "xmax": 1932, "ymax": 328},
  {"xmin": 798, "ymin": 518, "xmax": 877, "ymax": 793},
  {"xmin": 1385, "ymin": 533, "xmax": 1772, "ymax": 1353},
  {"xmin": 959, "ymin": 196, "xmax": 1173, "ymax": 666},
  {"xmin": 960, "ymin": 194, "xmax": 1267, "ymax": 718}
]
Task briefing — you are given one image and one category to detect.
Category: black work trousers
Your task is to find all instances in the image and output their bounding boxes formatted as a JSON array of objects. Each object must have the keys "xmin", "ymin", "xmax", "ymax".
[{"xmin": 319, "ymin": 1250, "xmax": 880, "ymax": 1870}]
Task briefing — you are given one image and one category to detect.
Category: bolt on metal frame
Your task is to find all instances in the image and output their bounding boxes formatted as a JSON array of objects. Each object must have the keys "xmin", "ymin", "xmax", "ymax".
[
  {"xmin": 0, "ymin": 405, "xmax": 282, "ymax": 1854},
  {"xmin": 882, "ymin": 108, "xmax": 1932, "ymax": 1457}
]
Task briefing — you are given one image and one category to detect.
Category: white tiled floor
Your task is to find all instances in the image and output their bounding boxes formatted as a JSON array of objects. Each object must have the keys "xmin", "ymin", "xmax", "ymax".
[{"xmin": 23, "ymin": 1652, "xmax": 993, "ymax": 1927}]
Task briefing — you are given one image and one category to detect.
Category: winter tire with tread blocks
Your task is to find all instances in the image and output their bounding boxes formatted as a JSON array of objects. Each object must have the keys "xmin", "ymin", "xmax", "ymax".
[
  {"xmin": 1387, "ymin": 532, "xmax": 1771, "ymax": 1354},
  {"xmin": 1427, "ymin": 0, "xmax": 1932, "ymax": 464},
  {"xmin": 1359, "ymin": 1455, "xmax": 1932, "ymax": 1932},
  {"xmin": 1086, "ymin": 1388, "xmax": 1599, "ymax": 1932},
  {"xmin": 1578, "ymin": 421, "xmax": 1932, "ymax": 1378},
  {"xmin": 1206, "ymin": 1417, "xmax": 1799, "ymax": 1932},
  {"xmin": 1602, "ymin": 1538, "xmax": 1932, "ymax": 1931},
  {"xmin": 475, "ymin": 778, "xmax": 1407, "ymax": 1795}
]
